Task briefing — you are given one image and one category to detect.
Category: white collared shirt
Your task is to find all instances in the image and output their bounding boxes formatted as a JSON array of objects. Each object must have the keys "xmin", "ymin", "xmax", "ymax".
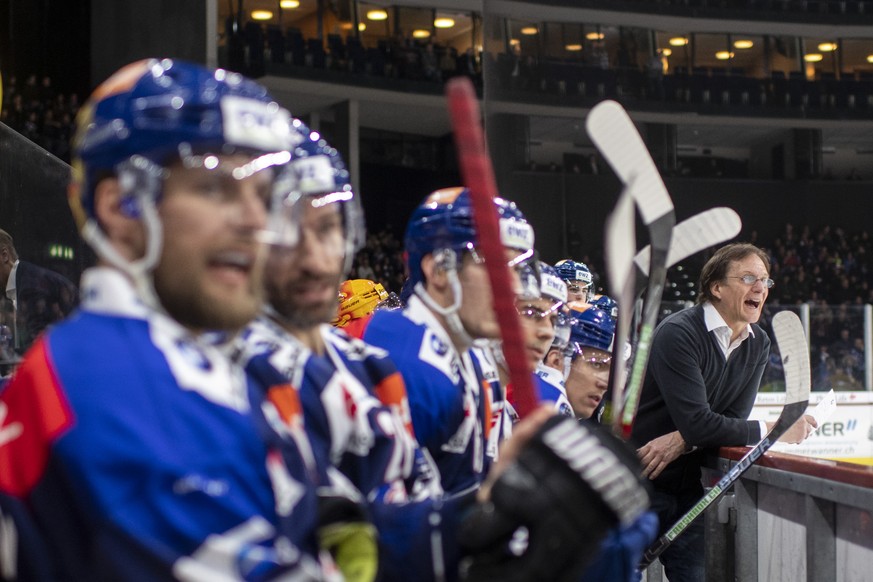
[
  {"xmin": 5, "ymin": 259, "xmax": 19, "ymax": 309},
  {"xmin": 703, "ymin": 301, "xmax": 755, "ymax": 360},
  {"xmin": 703, "ymin": 301, "xmax": 767, "ymax": 437}
]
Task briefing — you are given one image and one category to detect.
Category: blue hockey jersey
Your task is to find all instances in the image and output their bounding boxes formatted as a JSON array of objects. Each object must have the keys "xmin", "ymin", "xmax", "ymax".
[
  {"xmin": 364, "ymin": 296, "xmax": 495, "ymax": 496},
  {"xmin": 0, "ymin": 269, "xmax": 331, "ymax": 581},
  {"xmin": 535, "ymin": 363, "xmax": 575, "ymax": 418}
]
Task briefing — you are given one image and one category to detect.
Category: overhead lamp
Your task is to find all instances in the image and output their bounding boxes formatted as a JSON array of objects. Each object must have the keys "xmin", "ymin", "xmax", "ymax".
[
  {"xmin": 565, "ymin": 44, "xmax": 583, "ymax": 51},
  {"xmin": 412, "ymin": 29, "xmax": 431, "ymax": 39},
  {"xmin": 586, "ymin": 32, "xmax": 605, "ymax": 40},
  {"xmin": 733, "ymin": 39, "xmax": 754, "ymax": 49},
  {"xmin": 359, "ymin": 23, "xmax": 366, "ymax": 31},
  {"xmin": 669, "ymin": 36, "xmax": 689, "ymax": 46},
  {"xmin": 661, "ymin": 48, "xmax": 672, "ymax": 57},
  {"xmin": 367, "ymin": 9, "xmax": 388, "ymax": 21},
  {"xmin": 521, "ymin": 26, "xmax": 538, "ymax": 35},
  {"xmin": 715, "ymin": 51, "xmax": 735, "ymax": 60},
  {"xmin": 434, "ymin": 17, "xmax": 455, "ymax": 28},
  {"xmin": 818, "ymin": 42, "xmax": 838, "ymax": 52},
  {"xmin": 251, "ymin": 10, "xmax": 273, "ymax": 20},
  {"xmin": 804, "ymin": 53, "xmax": 823, "ymax": 62},
  {"xmin": 279, "ymin": 0, "xmax": 300, "ymax": 8},
  {"xmin": 867, "ymin": 54, "xmax": 873, "ymax": 63},
  {"xmin": 509, "ymin": 38, "xmax": 520, "ymax": 46}
]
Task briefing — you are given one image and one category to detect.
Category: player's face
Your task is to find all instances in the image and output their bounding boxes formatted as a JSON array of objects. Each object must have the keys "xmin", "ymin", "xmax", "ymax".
[
  {"xmin": 154, "ymin": 154, "xmax": 272, "ymax": 332},
  {"xmin": 566, "ymin": 281, "xmax": 590, "ymax": 303},
  {"xmin": 516, "ymin": 297, "xmax": 558, "ymax": 369},
  {"xmin": 457, "ymin": 248, "xmax": 523, "ymax": 340},
  {"xmin": 265, "ymin": 198, "xmax": 346, "ymax": 329},
  {"xmin": 565, "ymin": 346, "xmax": 611, "ymax": 419},
  {"xmin": 711, "ymin": 254, "xmax": 770, "ymax": 330}
]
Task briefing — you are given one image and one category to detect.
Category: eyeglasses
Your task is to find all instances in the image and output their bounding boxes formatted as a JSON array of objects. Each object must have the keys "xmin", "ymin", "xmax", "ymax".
[{"xmin": 726, "ymin": 275, "xmax": 775, "ymax": 289}]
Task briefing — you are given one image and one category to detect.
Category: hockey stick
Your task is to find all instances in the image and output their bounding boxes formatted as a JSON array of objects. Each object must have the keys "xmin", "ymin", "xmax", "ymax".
[
  {"xmin": 640, "ymin": 310, "xmax": 811, "ymax": 568},
  {"xmin": 445, "ymin": 77, "xmax": 539, "ymax": 419},
  {"xmin": 633, "ymin": 207, "xmax": 742, "ymax": 282},
  {"xmin": 601, "ymin": 187, "xmax": 636, "ymax": 431},
  {"xmin": 586, "ymin": 100, "xmax": 676, "ymax": 439},
  {"xmin": 602, "ymin": 207, "xmax": 740, "ymax": 427}
]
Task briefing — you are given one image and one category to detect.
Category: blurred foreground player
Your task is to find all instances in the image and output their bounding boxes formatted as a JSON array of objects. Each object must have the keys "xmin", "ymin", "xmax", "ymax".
[{"xmin": 0, "ymin": 59, "xmax": 333, "ymax": 579}]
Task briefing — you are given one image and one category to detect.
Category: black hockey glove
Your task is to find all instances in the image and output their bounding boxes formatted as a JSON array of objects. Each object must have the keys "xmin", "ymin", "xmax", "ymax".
[{"xmin": 458, "ymin": 416, "xmax": 650, "ymax": 582}]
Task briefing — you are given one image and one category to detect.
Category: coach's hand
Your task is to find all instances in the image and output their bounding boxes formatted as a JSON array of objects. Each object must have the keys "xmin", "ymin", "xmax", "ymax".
[
  {"xmin": 637, "ymin": 430, "xmax": 687, "ymax": 480},
  {"xmin": 772, "ymin": 414, "xmax": 818, "ymax": 444}
]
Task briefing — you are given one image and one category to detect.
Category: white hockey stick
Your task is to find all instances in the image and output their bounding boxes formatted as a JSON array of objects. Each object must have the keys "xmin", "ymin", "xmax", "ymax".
[
  {"xmin": 641, "ymin": 310, "xmax": 811, "ymax": 568},
  {"xmin": 634, "ymin": 207, "xmax": 742, "ymax": 279},
  {"xmin": 586, "ymin": 100, "xmax": 676, "ymax": 439},
  {"xmin": 602, "ymin": 187, "xmax": 636, "ymax": 430}
]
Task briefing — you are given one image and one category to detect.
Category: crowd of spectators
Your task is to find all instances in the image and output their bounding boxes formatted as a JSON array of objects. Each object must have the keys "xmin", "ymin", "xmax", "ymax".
[
  {"xmin": 1, "ymin": 74, "xmax": 80, "ymax": 162},
  {"xmin": 348, "ymin": 228, "xmax": 407, "ymax": 294}
]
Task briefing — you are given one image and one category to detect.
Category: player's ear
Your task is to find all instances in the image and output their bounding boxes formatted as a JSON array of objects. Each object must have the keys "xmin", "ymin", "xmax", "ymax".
[
  {"xmin": 544, "ymin": 348, "xmax": 563, "ymax": 369},
  {"xmin": 421, "ymin": 253, "xmax": 448, "ymax": 290},
  {"xmin": 93, "ymin": 177, "xmax": 146, "ymax": 260}
]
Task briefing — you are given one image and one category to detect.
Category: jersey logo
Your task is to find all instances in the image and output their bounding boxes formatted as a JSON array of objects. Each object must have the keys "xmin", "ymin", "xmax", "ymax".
[
  {"xmin": 418, "ymin": 329, "xmax": 460, "ymax": 384},
  {"xmin": 0, "ymin": 402, "xmax": 23, "ymax": 447}
]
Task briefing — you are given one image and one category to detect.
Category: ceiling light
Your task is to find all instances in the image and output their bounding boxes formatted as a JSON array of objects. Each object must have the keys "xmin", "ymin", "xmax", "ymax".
[
  {"xmin": 715, "ymin": 51, "xmax": 734, "ymax": 60},
  {"xmin": 565, "ymin": 44, "xmax": 583, "ymax": 51},
  {"xmin": 734, "ymin": 39, "xmax": 754, "ymax": 49},
  {"xmin": 661, "ymin": 48, "xmax": 672, "ymax": 56},
  {"xmin": 509, "ymin": 38, "xmax": 520, "ymax": 46},
  {"xmin": 521, "ymin": 26, "xmax": 538, "ymax": 35},
  {"xmin": 359, "ymin": 23, "xmax": 366, "ymax": 31},
  {"xmin": 804, "ymin": 53, "xmax": 823, "ymax": 62},
  {"xmin": 412, "ymin": 29, "xmax": 431, "ymax": 39},
  {"xmin": 586, "ymin": 32, "xmax": 604, "ymax": 40},
  {"xmin": 279, "ymin": 0, "xmax": 299, "ymax": 8},
  {"xmin": 669, "ymin": 36, "xmax": 689, "ymax": 47},
  {"xmin": 818, "ymin": 42, "xmax": 838, "ymax": 52},
  {"xmin": 434, "ymin": 17, "xmax": 455, "ymax": 29},
  {"xmin": 251, "ymin": 10, "xmax": 273, "ymax": 20},
  {"xmin": 867, "ymin": 54, "xmax": 873, "ymax": 63},
  {"xmin": 367, "ymin": 9, "xmax": 388, "ymax": 21}
]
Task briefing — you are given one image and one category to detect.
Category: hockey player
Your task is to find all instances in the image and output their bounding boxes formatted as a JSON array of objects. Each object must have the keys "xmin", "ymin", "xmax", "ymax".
[
  {"xmin": 364, "ymin": 187, "xmax": 535, "ymax": 495},
  {"xmin": 520, "ymin": 261, "xmax": 574, "ymax": 417},
  {"xmin": 555, "ymin": 258, "xmax": 594, "ymax": 303},
  {"xmin": 564, "ymin": 303, "xmax": 615, "ymax": 420},
  {"xmin": 0, "ymin": 59, "xmax": 334, "ymax": 579},
  {"xmin": 590, "ymin": 293, "xmax": 619, "ymax": 321}
]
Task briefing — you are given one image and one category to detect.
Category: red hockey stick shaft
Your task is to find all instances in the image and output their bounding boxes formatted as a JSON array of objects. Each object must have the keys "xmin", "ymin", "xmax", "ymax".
[{"xmin": 445, "ymin": 77, "xmax": 538, "ymax": 419}]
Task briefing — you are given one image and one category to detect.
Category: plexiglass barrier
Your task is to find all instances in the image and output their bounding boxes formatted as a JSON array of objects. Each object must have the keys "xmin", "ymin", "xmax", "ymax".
[{"xmin": 0, "ymin": 122, "xmax": 85, "ymax": 374}]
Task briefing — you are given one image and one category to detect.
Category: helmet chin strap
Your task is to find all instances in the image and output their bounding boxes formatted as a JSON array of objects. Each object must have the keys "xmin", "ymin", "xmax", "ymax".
[
  {"xmin": 82, "ymin": 159, "xmax": 167, "ymax": 316},
  {"xmin": 413, "ymin": 249, "xmax": 475, "ymax": 349}
]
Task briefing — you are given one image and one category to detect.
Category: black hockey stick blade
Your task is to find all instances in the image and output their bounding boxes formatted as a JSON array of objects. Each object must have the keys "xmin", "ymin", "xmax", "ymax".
[{"xmin": 640, "ymin": 310, "xmax": 811, "ymax": 568}]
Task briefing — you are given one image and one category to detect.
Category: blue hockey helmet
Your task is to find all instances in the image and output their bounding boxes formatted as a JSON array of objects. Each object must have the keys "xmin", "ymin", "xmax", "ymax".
[
  {"xmin": 566, "ymin": 303, "xmax": 615, "ymax": 355},
  {"xmin": 538, "ymin": 261, "xmax": 568, "ymax": 305},
  {"xmin": 554, "ymin": 259, "xmax": 593, "ymax": 287},
  {"xmin": 404, "ymin": 187, "xmax": 535, "ymax": 288},
  {"xmin": 269, "ymin": 118, "xmax": 365, "ymax": 274},
  {"xmin": 589, "ymin": 294, "xmax": 618, "ymax": 321},
  {"xmin": 70, "ymin": 58, "xmax": 294, "ymax": 227}
]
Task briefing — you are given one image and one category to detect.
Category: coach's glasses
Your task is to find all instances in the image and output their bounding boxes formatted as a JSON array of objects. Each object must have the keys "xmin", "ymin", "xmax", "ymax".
[{"xmin": 726, "ymin": 274, "xmax": 775, "ymax": 289}]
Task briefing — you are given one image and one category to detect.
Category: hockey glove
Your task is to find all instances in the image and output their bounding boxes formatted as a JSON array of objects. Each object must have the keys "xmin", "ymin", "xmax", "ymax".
[
  {"xmin": 458, "ymin": 416, "xmax": 650, "ymax": 582},
  {"xmin": 316, "ymin": 492, "xmax": 378, "ymax": 582}
]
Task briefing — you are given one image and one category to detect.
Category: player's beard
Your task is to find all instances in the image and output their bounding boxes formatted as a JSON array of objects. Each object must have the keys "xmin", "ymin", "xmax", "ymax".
[
  {"xmin": 154, "ymin": 261, "xmax": 265, "ymax": 333},
  {"xmin": 265, "ymin": 270, "xmax": 343, "ymax": 330}
]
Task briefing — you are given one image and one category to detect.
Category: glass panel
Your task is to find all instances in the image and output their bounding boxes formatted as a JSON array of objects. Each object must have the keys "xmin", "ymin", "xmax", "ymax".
[{"xmin": 0, "ymin": 122, "xmax": 85, "ymax": 373}]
